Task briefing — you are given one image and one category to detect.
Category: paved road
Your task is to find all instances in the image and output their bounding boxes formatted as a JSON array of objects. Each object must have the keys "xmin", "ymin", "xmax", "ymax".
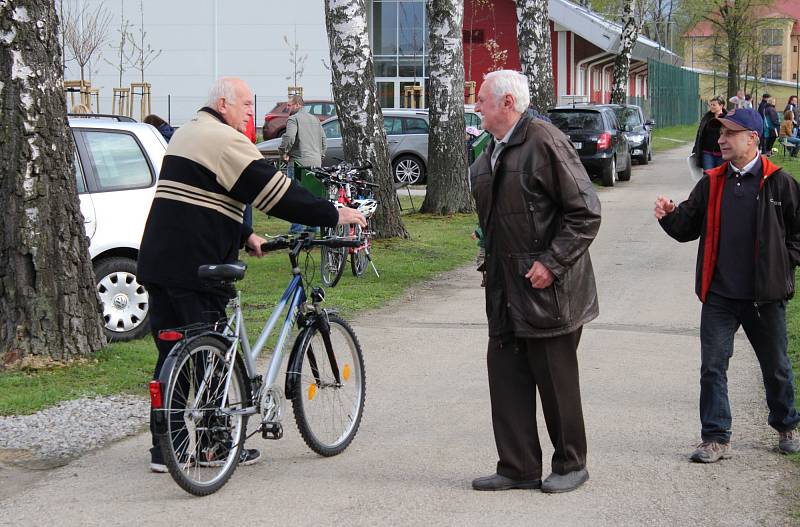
[{"xmin": 2, "ymin": 146, "xmax": 798, "ymax": 526}]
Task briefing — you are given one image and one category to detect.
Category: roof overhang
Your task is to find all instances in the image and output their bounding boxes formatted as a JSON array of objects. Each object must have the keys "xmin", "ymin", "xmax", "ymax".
[{"xmin": 549, "ymin": 0, "xmax": 683, "ymax": 65}]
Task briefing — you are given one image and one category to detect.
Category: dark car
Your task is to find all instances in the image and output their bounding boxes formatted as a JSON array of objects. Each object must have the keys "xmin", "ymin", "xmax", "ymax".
[
  {"xmin": 548, "ymin": 105, "xmax": 632, "ymax": 187},
  {"xmin": 600, "ymin": 103, "xmax": 654, "ymax": 165},
  {"xmin": 261, "ymin": 99, "xmax": 336, "ymax": 140}
]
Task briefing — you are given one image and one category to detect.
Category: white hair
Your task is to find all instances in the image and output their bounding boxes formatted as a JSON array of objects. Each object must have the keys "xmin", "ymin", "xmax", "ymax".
[
  {"xmin": 206, "ymin": 77, "xmax": 239, "ymax": 108},
  {"xmin": 484, "ymin": 70, "xmax": 530, "ymax": 113}
]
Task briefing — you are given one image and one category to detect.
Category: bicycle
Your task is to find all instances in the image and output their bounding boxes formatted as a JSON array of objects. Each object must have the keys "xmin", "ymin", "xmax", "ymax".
[
  {"xmin": 149, "ymin": 234, "xmax": 366, "ymax": 496},
  {"xmin": 310, "ymin": 163, "xmax": 379, "ymax": 286}
]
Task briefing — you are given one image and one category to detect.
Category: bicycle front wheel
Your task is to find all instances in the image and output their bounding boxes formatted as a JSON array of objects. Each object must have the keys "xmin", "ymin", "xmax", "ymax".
[
  {"xmin": 159, "ymin": 335, "xmax": 248, "ymax": 496},
  {"xmin": 291, "ymin": 314, "xmax": 365, "ymax": 456},
  {"xmin": 350, "ymin": 224, "xmax": 370, "ymax": 277},
  {"xmin": 320, "ymin": 225, "xmax": 347, "ymax": 287}
]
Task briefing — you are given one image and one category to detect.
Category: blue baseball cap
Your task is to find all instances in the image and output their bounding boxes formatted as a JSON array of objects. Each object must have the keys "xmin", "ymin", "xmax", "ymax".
[{"xmin": 709, "ymin": 108, "xmax": 762, "ymax": 138}]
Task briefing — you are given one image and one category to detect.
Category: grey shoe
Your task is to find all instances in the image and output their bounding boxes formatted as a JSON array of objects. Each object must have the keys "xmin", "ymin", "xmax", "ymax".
[
  {"xmin": 690, "ymin": 441, "xmax": 731, "ymax": 463},
  {"xmin": 471, "ymin": 473, "xmax": 542, "ymax": 491},
  {"xmin": 541, "ymin": 468, "xmax": 589, "ymax": 493},
  {"xmin": 778, "ymin": 430, "xmax": 800, "ymax": 454}
]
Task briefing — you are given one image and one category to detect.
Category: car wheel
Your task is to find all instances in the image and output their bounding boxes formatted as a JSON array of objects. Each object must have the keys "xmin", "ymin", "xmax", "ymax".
[
  {"xmin": 601, "ymin": 156, "xmax": 616, "ymax": 187},
  {"xmin": 94, "ymin": 257, "xmax": 150, "ymax": 342},
  {"xmin": 393, "ymin": 155, "xmax": 426, "ymax": 185},
  {"xmin": 639, "ymin": 144, "xmax": 650, "ymax": 165},
  {"xmin": 618, "ymin": 153, "xmax": 632, "ymax": 181}
]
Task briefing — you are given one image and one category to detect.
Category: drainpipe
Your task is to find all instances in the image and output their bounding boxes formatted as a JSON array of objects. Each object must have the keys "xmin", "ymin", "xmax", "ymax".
[
  {"xmin": 602, "ymin": 62, "xmax": 614, "ymax": 103},
  {"xmin": 578, "ymin": 52, "xmax": 613, "ymax": 97}
]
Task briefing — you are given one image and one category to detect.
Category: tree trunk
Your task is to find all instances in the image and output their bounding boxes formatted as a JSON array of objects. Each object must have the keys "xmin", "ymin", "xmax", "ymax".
[
  {"xmin": 0, "ymin": 0, "xmax": 105, "ymax": 367},
  {"xmin": 611, "ymin": 0, "xmax": 639, "ymax": 105},
  {"xmin": 516, "ymin": 0, "xmax": 554, "ymax": 113},
  {"xmin": 420, "ymin": 0, "xmax": 473, "ymax": 215},
  {"xmin": 324, "ymin": 0, "xmax": 408, "ymax": 239}
]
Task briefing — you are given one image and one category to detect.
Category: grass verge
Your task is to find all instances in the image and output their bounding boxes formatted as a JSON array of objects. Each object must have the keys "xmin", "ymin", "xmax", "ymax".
[
  {"xmin": 651, "ymin": 124, "xmax": 697, "ymax": 153},
  {"xmin": 0, "ymin": 211, "xmax": 477, "ymax": 416}
]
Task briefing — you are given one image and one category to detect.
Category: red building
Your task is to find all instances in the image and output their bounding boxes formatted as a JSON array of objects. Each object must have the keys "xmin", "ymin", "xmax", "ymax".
[{"xmin": 463, "ymin": 0, "xmax": 679, "ymax": 104}]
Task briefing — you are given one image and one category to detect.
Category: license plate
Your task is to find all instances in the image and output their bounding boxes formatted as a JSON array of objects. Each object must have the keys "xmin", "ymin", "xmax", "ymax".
[
  {"xmin": 572, "ymin": 142, "xmax": 582, "ymax": 150},
  {"xmin": 632, "ymin": 148, "xmax": 643, "ymax": 155}
]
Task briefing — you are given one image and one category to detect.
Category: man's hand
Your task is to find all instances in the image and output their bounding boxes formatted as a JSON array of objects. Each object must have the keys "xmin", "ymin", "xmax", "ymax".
[
  {"xmin": 524, "ymin": 261, "xmax": 554, "ymax": 289},
  {"xmin": 654, "ymin": 196, "xmax": 676, "ymax": 220},
  {"xmin": 245, "ymin": 232, "xmax": 267, "ymax": 257},
  {"xmin": 337, "ymin": 207, "xmax": 367, "ymax": 228},
  {"xmin": 282, "ymin": 154, "xmax": 290, "ymax": 162}
]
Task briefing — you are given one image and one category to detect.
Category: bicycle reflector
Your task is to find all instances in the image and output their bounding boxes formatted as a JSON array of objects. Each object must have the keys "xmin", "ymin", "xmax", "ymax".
[
  {"xmin": 149, "ymin": 380, "xmax": 163, "ymax": 409},
  {"xmin": 158, "ymin": 330, "xmax": 184, "ymax": 342}
]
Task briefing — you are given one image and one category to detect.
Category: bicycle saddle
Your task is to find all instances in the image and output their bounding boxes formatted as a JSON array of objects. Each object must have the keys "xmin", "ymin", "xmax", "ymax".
[{"xmin": 197, "ymin": 261, "xmax": 247, "ymax": 281}]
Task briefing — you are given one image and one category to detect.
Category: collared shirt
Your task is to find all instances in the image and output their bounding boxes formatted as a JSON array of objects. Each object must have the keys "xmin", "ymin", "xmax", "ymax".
[
  {"xmin": 490, "ymin": 116, "xmax": 522, "ymax": 170},
  {"xmin": 710, "ymin": 153, "xmax": 762, "ymax": 300}
]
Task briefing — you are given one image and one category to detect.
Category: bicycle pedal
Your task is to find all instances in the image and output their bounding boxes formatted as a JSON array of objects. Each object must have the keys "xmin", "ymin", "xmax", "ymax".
[{"xmin": 262, "ymin": 422, "xmax": 283, "ymax": 440}]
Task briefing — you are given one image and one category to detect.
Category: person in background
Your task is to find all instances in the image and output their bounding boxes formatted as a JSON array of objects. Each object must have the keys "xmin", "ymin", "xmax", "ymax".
[
  {"xmin": 655, "ymin": 108, "xmax": 800, "ymax": 463},
  {"xmin": 692, "ymin": 96, "xmax": 727, "ymax": 170},
  {"xmin": 757, "ymin": 93, "xmax": 771, "ymax": 153},
  {"xmin": 279, "ymin": 95, "xmax": 326, "ymax": 233},
  {"xmin": 71, "ymin": 104, "xmax": 91, "ymax": 114},
  {"xmin": 242, "ymin": 114, "xmax": 257, "ymax": 228},
  {"xmin": 729, "ymin": 89, "xmax": 748, "ymax": 110},
  {"xmin": 763, "ymin": 97, "xmax": 780, "ymax": 155},
  {"xmin": 784, "ymin": 96, "xmax": 799, "ymax": 134},
  {"xmin": 780, "ymin": 110, "xmax": 800, "ymax": 157},
  {"xmin": 743, "ymin": 94, "xmax": 753, "ymax": 109},
  {"xmin": 143, "ymin": 114, "xmax": 175, "ymax": 142}
]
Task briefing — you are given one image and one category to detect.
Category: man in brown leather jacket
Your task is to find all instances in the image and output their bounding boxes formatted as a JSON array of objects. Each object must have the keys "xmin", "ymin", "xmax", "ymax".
[{"xmin": 470, "ymin": 70, "xmax": 601, "ymax": 493}]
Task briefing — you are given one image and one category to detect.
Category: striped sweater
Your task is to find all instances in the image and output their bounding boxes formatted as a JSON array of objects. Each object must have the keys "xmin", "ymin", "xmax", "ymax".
[{"xmin": 137, "ymin": 107, "xmax": 338, "ymax": 291}]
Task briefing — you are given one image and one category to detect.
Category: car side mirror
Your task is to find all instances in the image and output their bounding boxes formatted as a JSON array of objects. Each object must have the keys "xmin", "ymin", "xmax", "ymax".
[{"xmin": 645, "ymin": 120, "xmax": 655, "ymax": 127}]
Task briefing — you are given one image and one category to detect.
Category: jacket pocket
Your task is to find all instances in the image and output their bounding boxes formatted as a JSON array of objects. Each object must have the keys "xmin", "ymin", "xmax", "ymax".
[{"xmin": 508, "ymin": 253, "xmax": 570, "ymax": 329}]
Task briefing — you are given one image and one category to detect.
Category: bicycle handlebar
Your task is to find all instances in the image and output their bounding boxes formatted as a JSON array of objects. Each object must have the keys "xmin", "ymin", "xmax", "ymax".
[{"xmin": 260, "ymin": 234, "xmax": 362, "ymax": 254}]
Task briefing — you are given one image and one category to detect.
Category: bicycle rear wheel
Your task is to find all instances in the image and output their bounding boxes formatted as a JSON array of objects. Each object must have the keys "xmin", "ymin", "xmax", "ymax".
[
  {"xmin": 350, "ymin": 224, "xmax": 370, "ymax": 277},
  {"xmin": 290, "ymin": 314, "xmax": 365, "ymax": 456},
  {"xmin": 158, "ymin": 335, "xmax": 248, "ymax": 496},
  {"xmin": 320, "ymin": 225, "xmax": 347, "ymax": 287}
]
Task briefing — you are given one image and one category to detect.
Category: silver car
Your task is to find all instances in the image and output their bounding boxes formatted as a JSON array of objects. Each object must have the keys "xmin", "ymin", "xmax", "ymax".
[{"xmin": 257, "ymin": 108, "xmax": 481, "ymax": 185}]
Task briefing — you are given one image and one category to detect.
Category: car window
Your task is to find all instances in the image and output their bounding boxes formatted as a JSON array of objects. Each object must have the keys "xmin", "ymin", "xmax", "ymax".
[
  {"xmin": 324, "ymin": 103, "xmax": 336, "ymax": 116},
  {"xmin": 384, "ymin": 117, "xmax": 403, "ymax": 135},
  {"xmin": 465, "ymin": 113, "xmax": 482, "ymax": 129},
  {"xmin": 83, "ymin": 131, "xmax": 153, "ymax": 191},
  {"xmin": 548, "ymin": 111, "xmax": 603, "ymax": 131},
  {"xmin": 73, "ymin": 150, "xmax": 86, "ymax": 193},
  {"xmin": 305, "ymin": 103, "xmax": 323, "ymax": 115},
  {"xmin": 402, "ymin": 117, "xmax": 428, "ymax": 134},
  {"xmin": 615, "ymin": 108, "xmax": 642, "ymax": 129},
  {"xmin": 605, "ymin": 111, "xmax": 621, "ymax": 130},
  {"xmin": 323, "ymin": 119, "xmax": 341, "ymax": 139}
]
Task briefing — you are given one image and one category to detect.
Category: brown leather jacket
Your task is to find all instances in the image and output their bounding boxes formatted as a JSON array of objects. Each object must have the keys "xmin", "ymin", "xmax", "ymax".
[{"xmin": 470, "ymin": 114, "xmax": 602, "ymax": 338}]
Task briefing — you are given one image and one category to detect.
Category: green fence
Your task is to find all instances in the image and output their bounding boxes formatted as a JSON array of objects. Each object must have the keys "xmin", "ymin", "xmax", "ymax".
[{"xmin": 648, "ymin": 59, "xmax": 702, "ymax": 128}]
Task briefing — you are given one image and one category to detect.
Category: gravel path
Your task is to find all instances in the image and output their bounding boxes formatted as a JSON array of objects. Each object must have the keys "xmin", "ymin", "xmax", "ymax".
[{"xmin": 0, "ymin": 396, "xmax": 148, "ymax": 465}]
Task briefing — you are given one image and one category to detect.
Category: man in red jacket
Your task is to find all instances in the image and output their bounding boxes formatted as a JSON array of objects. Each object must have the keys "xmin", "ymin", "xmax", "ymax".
[{"xmin": 654, "ymin": 108, "xmax": 800, "ymax": 462}]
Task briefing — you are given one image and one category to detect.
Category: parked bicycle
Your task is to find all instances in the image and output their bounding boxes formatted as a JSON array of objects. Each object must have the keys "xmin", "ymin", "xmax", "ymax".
[
  {"xmin": 310, "ymin": 162, "xmax": 379, "ymax": 287},
  {"xmin": 149, "ymin": 234, "xmax": 366, "ymax": 496}
]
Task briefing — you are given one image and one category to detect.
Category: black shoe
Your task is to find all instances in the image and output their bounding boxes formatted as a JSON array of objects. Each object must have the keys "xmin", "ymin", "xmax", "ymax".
[
  {"xmin": 541, "ymin": 468, "xmax": 589, "ymax": 493},
  {"xmin": 471, "ymin": 473, "xmax": 542, "ymax": 491},
  {"xmin": 198, "ymin": 447, "xmax": 262, "ymax": 467}
]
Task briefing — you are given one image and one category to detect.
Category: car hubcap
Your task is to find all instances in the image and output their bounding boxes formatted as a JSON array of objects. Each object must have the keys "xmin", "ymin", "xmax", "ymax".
[
  {"xmin": 396, "ymin": 160, "xmax": 420, "ymax": 184},
  {"xmin": 97, "ymin": 271, "xmax": 148, "ymax": 333}
]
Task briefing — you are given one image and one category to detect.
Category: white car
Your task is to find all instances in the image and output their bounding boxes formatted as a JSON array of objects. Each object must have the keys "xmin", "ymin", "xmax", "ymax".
[{"xmin": 70, "ymin": 115, "xmax": 167, "ymax": 341}]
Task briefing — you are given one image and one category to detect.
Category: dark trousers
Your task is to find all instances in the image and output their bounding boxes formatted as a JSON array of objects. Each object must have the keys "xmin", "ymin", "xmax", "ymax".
[
  {"xmin": 487, "ymin": 328, "xmax": 587, "ymax": 480},
  {"xmin": 147, "ymin": 284, "xmax": 228, "ymax": 455},
  {"xmin": 700, "ymin": 292, "xmax": 800, "ymax": 443}
]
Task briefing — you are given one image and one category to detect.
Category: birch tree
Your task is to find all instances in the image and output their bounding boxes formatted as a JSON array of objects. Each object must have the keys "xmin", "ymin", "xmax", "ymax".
[
  {"xmin": 1, "ymin": 0, "xmax": 105, "ymax": 367},
  {"xmin": 421, "ymin": 0, "xmax": 473, "ymax": 215},
  {"xmin": 610, "ymin": 0, "xmax": 640, "ymax": 104},
  {"xmin": 324, "ymin": 0, "xmax": 407, "ymax": 238},
  {"xmin": 516, "ymin": 0, "xmax": 554, "ymax": 112}
]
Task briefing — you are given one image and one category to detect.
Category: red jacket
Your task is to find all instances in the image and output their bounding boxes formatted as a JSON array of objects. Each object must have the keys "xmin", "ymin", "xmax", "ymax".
[{"xmin": 660, "ymin": 155, "xmax": 800, "ymax": 302}]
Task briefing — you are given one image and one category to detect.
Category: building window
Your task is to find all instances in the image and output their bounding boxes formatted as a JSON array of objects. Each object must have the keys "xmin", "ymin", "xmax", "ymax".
[
  {"xmin": 762, "ymin": 28, "xmax": 783, "ymax": 47},
  {"xmin": 463, "ymin": 29, "xmax": 484, "ymax": 44},
  {"xmin": 762, "ymin": 54, "xmax": 782, "ymax": 79}
]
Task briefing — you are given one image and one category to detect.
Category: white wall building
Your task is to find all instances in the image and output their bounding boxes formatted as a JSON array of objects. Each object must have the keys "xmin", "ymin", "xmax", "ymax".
[{"xmin": 62, "ymin": 0, "xmax": 333, "ymax": 124}]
